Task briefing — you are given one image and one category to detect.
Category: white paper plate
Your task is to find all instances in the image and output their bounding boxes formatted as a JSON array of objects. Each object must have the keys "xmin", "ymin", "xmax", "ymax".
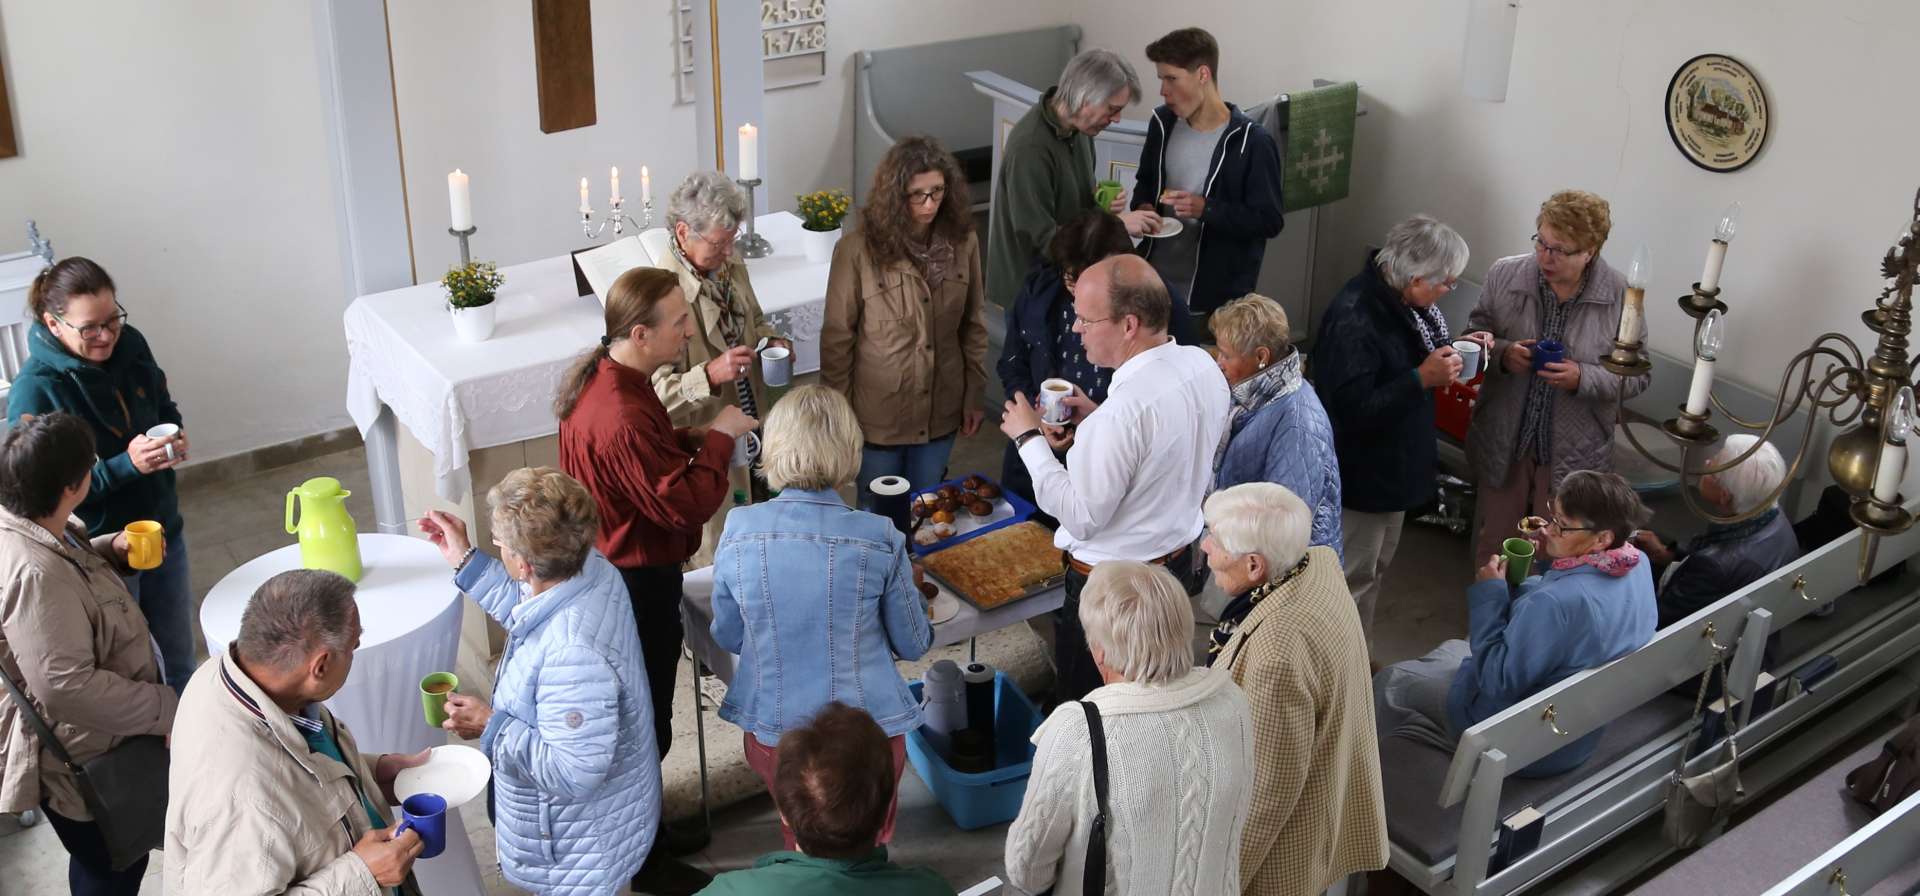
[
  {"xmin": 1143, "ymin": 218, "xmax": 1184, "ymax": 239},
  {"xmin": 395, "ymin": 744, "xmax": 492, "ymax": 809},
  {"xmin": 930, "ymin": 592, "xmax": 961, "ymax": 625}
]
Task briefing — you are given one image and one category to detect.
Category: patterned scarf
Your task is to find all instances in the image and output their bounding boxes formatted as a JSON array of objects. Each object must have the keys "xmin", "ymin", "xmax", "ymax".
[
  {"xmin": 1516, "ymin": 270, "xmax": 1582, "ymax": 466},
  {"xmin": 906, "ymin": 234, "xmax": 956, "ymax": 292},
  {"xmin": 1213, "ymin": 349, "xmax": 1303, "ymax": 475},
  {"xmin": 1207, "ymin": 554, "xmax": 1312, "ymax": 665},
  {"xmin": 670, "ymin": 237, "xmax": 759, "ymax": 422},
  {"xmin": 1406, "ymin": 303, "xmax": 1450, "ymax": 354},
  {"xmin": 1548, "ymin": 544, "xmax": 1643, "ymax": 576}
]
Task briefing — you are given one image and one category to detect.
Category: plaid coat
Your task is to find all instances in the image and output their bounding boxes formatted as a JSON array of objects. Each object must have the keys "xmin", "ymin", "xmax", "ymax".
[{"xmin": 1216, "ymin": 545, "xmax": 1386, "ymax": 895}]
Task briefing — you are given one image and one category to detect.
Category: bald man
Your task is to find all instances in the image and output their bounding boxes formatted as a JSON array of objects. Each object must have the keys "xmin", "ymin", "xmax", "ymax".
[{"xmin": 1001, "ymin": 255, "xmax": 1230, "ymax": 702}]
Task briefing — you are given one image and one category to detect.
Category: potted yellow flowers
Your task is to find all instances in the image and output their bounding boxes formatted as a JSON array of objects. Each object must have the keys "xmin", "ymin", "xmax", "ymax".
[
  {"xmin": 796, "ymin": 188, "xmax": 851, "ymax": 264},
  {"xmin": 442, "ymin": 261, "xmax": 505, "ymax": 343}
]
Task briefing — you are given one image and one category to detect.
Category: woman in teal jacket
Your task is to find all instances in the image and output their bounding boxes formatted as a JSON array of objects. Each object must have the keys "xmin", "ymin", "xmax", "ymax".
[{"xmin": 9, "ymin": 258, "xmax": 193, "ymax": 692}]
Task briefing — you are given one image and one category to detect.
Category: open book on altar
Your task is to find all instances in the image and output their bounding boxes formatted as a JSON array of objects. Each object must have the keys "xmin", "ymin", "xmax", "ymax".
[{"xmin": 570, "ymin": 235, "xmax": 653, "ymax": 306}]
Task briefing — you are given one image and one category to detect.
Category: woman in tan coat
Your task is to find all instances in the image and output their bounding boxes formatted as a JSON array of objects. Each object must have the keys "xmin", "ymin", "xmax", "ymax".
[
  {"xmin": 0, "ymin": 412, "xmax": 177, "ymax": 894},
  {"xmin": 1202, "ymin": 482, "xmax": 1386, "ymax": 896},
  {"xmin": 821, "ymin": 136, "xmax": 989, "ymax": 505}
]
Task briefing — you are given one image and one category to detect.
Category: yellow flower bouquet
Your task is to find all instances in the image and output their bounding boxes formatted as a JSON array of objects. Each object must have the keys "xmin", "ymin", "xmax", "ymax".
[{"xmin": 796, "ymin": 188, "xmax": 852, "ymax": 233}]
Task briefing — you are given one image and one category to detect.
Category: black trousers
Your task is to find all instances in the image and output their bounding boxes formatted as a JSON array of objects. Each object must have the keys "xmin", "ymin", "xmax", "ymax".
[
  {"xmin": 41, "ymin": 802, "xmax": 146, "ymax": 896},
  {"xmin": 1052, "ymin": 547, "xmax": 1202, "ymax": 705},
  {"xmin": 620, "ymin": 564, "xmax": 686, "ymax": 761}
]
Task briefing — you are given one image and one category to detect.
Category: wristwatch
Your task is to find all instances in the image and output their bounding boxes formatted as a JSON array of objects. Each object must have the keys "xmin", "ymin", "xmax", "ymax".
[{"xmin": 1014, "ymin": 428, "xmax": 1044, "ymax": 449}]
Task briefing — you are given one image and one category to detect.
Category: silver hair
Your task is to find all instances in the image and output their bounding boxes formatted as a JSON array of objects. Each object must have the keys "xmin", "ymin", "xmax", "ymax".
[
  {"xmin": 1203, "ymin": 482, "xmax": 1311, "ymax": 580},
  {"xmin": 236, "ymin": 569, "xmax": 358, "ymax": 670},
  {"xmin": 1078, "ymin": 561, "xmax": 1194, "ymax": 686},
  {"xmin": 1377, "ymin": 214, "xmax": 1470, "ymax": 291},
  {"xmin": 1056, "ymin": 49, "xmax": 1141, "ymax": 119},
  {"xmin": 1708, "ymin": 434, "xmax": 1787, "ymax": 512},
  {"xmin": 667, "ymin": 170, "xmax": 749, "ymax": 234}
]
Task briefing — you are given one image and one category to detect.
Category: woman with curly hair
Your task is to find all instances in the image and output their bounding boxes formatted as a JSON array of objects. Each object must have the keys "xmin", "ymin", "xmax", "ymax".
[{"xmin": 821, "ymin": 135, "xmax": 989, "ymax": 504}]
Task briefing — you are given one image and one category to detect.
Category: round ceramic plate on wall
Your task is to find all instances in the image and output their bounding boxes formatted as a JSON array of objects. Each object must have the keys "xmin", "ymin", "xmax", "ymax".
[{"xmin": 1665, "ymin": 54, "xmax": 1770, "ymax": 173}]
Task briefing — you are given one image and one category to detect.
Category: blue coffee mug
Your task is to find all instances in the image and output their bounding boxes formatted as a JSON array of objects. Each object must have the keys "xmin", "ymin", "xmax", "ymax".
[
  {"xmin": 393, "ymin": 792, "xmax": 447, "ymax": 859},
  {"xmin": 1531, "ymin": 339, "xmax": 1567, "ymax": 373}
]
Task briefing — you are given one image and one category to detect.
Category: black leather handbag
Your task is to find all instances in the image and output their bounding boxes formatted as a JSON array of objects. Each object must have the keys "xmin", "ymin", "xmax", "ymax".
[{"xmin": 0, "ymin": 669, "xmax": 169, "ymax": 870}]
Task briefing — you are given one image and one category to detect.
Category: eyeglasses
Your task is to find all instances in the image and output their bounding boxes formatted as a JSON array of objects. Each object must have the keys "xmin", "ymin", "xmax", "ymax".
[
  {"xmin": 687, "ymin": 228, "xmax": 741, "ymax": 251},
  {"xmin": 906, "ymin": 185, "xmax": 947, "ymax": 206},
  {"xmin": 1417, "ymin": 276, "xmax": 1458, "ymax": 293},
  {"xmin": 53, "ymin": 307, "xmax": 128, "ymax": 340},
  {"xmin": 1073, "ymin": 313, "xmax": 1114, "ymax": 327},
  {"xmin": 1531, "ymin": 233, "xmax": 1586, "ymax": 260},
  {"xmin": 1545, "ymin": 514, "xmax": 1596, "ymax": 533}
]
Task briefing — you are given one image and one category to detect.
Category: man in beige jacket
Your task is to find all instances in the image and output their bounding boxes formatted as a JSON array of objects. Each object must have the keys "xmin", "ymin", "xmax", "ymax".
[
  {"xmin": 165, "ymin": 569, "xmax": 427, "ymax": 895},
  {"xmin": 651, "ymin": 170, "xmax": 789, "ymax": 570}
]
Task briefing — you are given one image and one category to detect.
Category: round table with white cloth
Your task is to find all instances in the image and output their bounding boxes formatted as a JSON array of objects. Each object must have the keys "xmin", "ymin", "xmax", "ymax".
[{"xmin": 200, "ymin": 534, "xmax": 484, "ymax": 896}]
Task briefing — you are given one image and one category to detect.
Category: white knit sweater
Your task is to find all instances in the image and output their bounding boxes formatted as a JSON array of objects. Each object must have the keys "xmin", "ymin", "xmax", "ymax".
[{"xmin": 1005, "ymin": 668, "xmax": 1255, "ymax": 896}]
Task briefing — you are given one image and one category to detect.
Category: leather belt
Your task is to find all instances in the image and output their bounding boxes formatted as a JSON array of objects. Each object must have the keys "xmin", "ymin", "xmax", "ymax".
[{"xmin": 1065, "ymin": 544, "xmax": 1187, "ymax": 577}]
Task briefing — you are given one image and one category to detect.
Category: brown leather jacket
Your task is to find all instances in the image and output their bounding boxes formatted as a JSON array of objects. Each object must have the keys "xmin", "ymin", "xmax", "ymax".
[
  {"xmin": 819, "ymin": 230, "xmax": 988, "ymax": 446},
  {"xmin": 0, "ymin": 508, "xmax": 176, "ymax": 819}
]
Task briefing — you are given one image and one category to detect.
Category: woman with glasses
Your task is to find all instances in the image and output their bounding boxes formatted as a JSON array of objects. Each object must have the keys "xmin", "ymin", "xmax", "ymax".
[
  {"xmin": 8, "ymin": 257, "xmax": 195, "ymax": 694},
  {"xmin": 1375, "ymin": 470, "xmax": 1657, "ymax": 778},
  {"xmin": 652, "ymin": 170, "xmax": 791, "ymax": 571},
  {"xmin": 1462, "ymin": 190, "xmax": 1650, "ymax": 566},
  {"xmin": 821, "ymin": 136, "xmax": 988, "ymax": 503}
]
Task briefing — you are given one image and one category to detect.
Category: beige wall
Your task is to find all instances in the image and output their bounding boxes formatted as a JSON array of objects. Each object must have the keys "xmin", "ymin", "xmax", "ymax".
[
  {"xmin": 1074, "ymin": 1, "xmax": 1920, "ymax": 396},
  {"xmin": 0, "ymin": 0, "xmax": 353, "ymax": 460}
]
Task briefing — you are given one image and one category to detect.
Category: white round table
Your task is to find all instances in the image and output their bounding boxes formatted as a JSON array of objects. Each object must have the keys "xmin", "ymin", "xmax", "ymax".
[{"xmin": 201, "ymin": 534, "xmax": 485, "ymax": 895}]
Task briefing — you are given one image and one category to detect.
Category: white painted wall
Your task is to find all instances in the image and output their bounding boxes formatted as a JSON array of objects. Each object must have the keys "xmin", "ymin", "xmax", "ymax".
[
  {"xmin": 0, "ymin": 0, "xmax": 354, "ymax": 461},
  {"xmin": 1074, "ymin": 0, "xmax": 1920, "ymax": 400}
]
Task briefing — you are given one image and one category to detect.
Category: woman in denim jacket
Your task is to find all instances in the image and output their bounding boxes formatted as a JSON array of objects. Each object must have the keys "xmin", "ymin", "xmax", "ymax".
[{"xmin": 710, "ymin": 384, "xmax": 934, "ymax": 851}]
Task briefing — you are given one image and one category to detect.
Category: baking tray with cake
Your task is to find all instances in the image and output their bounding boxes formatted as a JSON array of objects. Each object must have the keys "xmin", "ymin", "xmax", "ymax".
[
  {"xmin": 906, "ymin": 474, "xmax": 1038, "ymax": 556},
  {"xmin": 918, "ymin": 521, "xmax": 1065, "ymax": 613}
]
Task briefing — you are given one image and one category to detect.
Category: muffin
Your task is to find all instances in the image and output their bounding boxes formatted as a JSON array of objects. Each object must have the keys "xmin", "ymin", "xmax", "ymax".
[
  {"xmin": 975, "ymin": 483, "xmax": 1001, "ymax": 499},
  {"xmin": 932, "ymin": 509, "xmax": 955, "ymax": 525},
  {"xmin": 967, "ymin": 499, "xmax": 993, "ymax": 517}
]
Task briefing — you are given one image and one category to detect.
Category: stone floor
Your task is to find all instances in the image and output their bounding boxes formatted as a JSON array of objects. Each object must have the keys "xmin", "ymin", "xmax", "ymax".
[{"xmin": 0, "ymin": 413, "xmax": 1512, "ymax": 894}]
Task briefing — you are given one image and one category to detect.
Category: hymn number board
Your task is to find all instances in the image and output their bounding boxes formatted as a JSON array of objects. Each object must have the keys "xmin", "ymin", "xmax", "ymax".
[{"xmin": 761, "ymin": 0, "xmax": 827, "ymax": 90}]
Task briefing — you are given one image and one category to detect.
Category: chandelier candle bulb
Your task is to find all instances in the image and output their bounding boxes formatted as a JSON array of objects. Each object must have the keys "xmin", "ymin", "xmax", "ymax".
[
  {"xmin": 1699, "ymin": 202, "xmax": 1740, "ymax": 292},
  {"xmin": 447, "ymin": 169, "xmax": 472, "ymax": 231},
  {"xmin": 738, "ymin": 123, "xmax": 758, "ymax": 181},
  {"xmin": 1875, "ymin": 387, "xmax": 1917, "ymax": 503}
]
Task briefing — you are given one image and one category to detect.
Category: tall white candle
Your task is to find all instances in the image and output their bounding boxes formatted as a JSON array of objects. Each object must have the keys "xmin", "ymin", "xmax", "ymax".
[
  {"xmin": 738, "ymin": 123, "xmax": 759, "ymax": 181},
  {"xmin": 610, "ymin": 166, "xmax": 621, "ymax": 204},
  {"xmin": 641, "ymin": 166, "xmax": 652, "ymax": 203},
  {"xmin": 447, "ymin": 169, "xmax": 472, "ymax": 231},
  {"xmin": 1873, "ymin": 441, "xmax": 1907, "ymax": 503},
  {"xmin": 579, "ymin": 177, "xmax": 590, "ymax": 215},
  {"xmin": 1699, "ymin": 240, "xmax": 1728, "ymax": 292}
]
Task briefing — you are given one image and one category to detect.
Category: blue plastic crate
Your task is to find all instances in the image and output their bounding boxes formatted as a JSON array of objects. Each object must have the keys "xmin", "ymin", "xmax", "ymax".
[
  {"xmin": 908, "ymin": 475, "xmax": 1039, "ymax": 556},
  {"xmin": 904, "ymin": 672, "xmax": 1043, "ymax": 830}
]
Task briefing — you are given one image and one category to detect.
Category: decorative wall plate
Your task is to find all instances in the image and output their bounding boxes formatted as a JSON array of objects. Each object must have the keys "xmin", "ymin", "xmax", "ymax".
[{"xmin": 1665, "ymin": 54, "xmax": 1769, "ymax": 173}]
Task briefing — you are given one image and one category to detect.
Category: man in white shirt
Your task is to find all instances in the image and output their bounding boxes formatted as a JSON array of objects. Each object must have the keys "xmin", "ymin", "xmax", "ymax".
[{"xmin": 1001, "ymin": 254, "xmax": 1230, "ymax": 702}]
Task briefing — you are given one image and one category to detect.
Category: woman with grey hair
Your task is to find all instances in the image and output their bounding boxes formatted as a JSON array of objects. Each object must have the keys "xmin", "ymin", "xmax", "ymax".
[
  {"xmin": 1005, "ymin": 560, "xmax": 1255, "ymax": 896},
  {"xmin": 419, "ymin": 467, "xmax": 676, "ymax": 894},
  {"xmin": 1199, "ymin": 482, "xmax": 1385, "ymax": 895},
  {"xmin": 1311, "ymin": 214, "xmax": 1482, "ymax": 652},
  {"xmin": 652, "ymin": 170, "xmax": 791, "ymax": 569},
  {"xmin": 1634, "ymin": 435, "xmax": 1801, "ymax": 629}
]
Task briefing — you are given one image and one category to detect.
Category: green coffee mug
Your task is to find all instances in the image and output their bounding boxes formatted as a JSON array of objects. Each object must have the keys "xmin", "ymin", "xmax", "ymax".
[
  {"xmin": 1501, "ymin": 537, "xmax": 1537, "ymax": 587},
  {"xmin": 1094, "ymin": 179, "xmax": 1125, "ymax": 208},
  {"xmin": 420, "ymin": 672, "xmax": 459, "ymax": 728}
]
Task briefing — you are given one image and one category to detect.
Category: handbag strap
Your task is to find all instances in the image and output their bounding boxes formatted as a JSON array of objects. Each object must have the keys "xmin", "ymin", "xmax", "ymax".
[
  {"xmin": 0, "ymin": 668, "xmax": 78, "ymax": 771},
  {"xmin": 1673, "ymin": 648, "xmax": 1745, "ymax": 780},
  {"xmin": 1079, "ymin": 700, "xmax": 1110, "ymax": 895}
]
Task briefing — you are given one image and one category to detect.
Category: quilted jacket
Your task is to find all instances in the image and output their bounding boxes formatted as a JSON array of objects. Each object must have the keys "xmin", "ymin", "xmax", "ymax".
[
  {"xmin": 1215, "ymin": 378, "xmax": 1344, "ymax": 558},
  {"xmin": 456, "ymin": 550, "xmax": 659, "ymax": 894}
]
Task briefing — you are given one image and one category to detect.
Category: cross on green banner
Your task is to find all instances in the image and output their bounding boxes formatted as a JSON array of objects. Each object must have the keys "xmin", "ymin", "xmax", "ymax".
[{"xmin": 1281, "ymin": 81, "xmax": 1358, "ymax": 213}]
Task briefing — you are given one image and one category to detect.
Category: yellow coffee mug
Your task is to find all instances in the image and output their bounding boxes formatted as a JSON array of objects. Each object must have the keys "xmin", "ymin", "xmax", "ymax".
[{"xmin": 123, "ymin": 521, "xmax": 165, "ymax": 571}]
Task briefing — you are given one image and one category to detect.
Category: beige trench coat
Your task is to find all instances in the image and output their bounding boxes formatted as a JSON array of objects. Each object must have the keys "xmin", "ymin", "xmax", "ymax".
[{"xmin": 0, "ymin": 508, "xmax": 176, "ymax": 820}]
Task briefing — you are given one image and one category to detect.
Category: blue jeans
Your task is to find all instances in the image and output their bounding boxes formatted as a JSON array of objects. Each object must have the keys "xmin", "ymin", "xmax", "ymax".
[
  {"xmin": 857, "ymin": 435, "xmax": 957, "ymax": 509},
  {"xmin": 120, "ymin": 533, "xmax": 193, "ymax": 694}
]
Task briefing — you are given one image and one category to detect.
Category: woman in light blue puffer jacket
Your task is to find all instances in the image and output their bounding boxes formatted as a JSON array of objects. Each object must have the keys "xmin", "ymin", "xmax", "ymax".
[{"xmin": 420, "ymin": 467, "xmax": 660, "ymax": 895}]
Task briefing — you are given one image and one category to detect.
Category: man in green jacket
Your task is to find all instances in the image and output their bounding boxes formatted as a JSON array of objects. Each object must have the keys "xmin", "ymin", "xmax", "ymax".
[
  {"xmin": 697, "ymin": 703, "xmax": 954, "ymax": 896},
  {"xmin": 986, "ymin": 48, "xmax": 1161, "ymax": 309}
]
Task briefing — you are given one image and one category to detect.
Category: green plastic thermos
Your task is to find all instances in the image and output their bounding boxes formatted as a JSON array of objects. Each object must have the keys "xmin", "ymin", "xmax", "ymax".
[{"xmin": 286, "ymin": 476, "xmax": 363, "ymax": 582}]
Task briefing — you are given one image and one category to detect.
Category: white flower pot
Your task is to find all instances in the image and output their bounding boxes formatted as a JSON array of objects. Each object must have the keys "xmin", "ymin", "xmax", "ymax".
[
  {"xmin": 449, "ymin": 301, "xmax": 497, "ymax": 343},
  {"xmin": 801, "ymin": 225, "xmax": 841, "ymax": 264}
]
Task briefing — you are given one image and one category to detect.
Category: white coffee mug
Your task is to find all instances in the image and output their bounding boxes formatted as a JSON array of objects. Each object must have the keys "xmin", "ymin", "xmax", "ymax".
[
  {"xmin": 1038, "ymin": 378, "xmax": 1074, "ymax": 425},
  {"xmin": 146, "ymin": 423, "xmax": 181, "ymax": 462},
  {"xmin": 1451, "ymin": 339, "xmax": 1483, "ymax": 383},
  {"xmin": 731, "ymin": 430, "xmax": 761, "ymax": 468},
  {"xmin": 760, "ymin": 345, "xmax": 792, "ymax": 388}
]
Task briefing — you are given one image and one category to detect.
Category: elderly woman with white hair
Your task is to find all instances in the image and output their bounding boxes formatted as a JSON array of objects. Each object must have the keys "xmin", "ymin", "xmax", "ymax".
[
  {"xmin": 1211, "ymin": 294, "xmax": 1342, "ymax": 555},
  {"xmin": 1200, "ymin": 483, "xmax": 1384, "ymax": 896},
  {"xmin": 1311, "ymin": 214, "xmax": 1482, "ymax": 651},
  {"xmin": 708, "ymin": 384, "xmax": 933, "ymax": 853},
  {"xmin": 652, "ymin": 170, "xmax": 791, "ymax": 567},
  {"xmin": 1633, "ymin": 435, "xmax": 1801, "ymax": 629},
  {"xmin": 1005, "ymin": 561, "xmax": 1254, "ymax": 896}
]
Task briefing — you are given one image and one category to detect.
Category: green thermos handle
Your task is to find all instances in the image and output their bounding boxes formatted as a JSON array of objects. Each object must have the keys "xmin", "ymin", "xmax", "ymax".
[{"xmin": 285, "ymin": 490, "xmax": 298, "ymax": 535}]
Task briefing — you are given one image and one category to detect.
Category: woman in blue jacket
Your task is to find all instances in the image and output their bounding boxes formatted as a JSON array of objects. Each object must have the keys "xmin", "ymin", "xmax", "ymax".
[
  {"xmin": 9, "ymin": 257, "xmax": 194, "ymax": 692},
  {"xmin": 709, "ymin": 385, "xmax": 933, "ymax": 852},
  {"xmin": 1375, "ymin": 471, "xmax": 1658, "ymax": 777},
  {"xmin": 419, "ymin": 468, "xmax": 669, "ymax": 895}
]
